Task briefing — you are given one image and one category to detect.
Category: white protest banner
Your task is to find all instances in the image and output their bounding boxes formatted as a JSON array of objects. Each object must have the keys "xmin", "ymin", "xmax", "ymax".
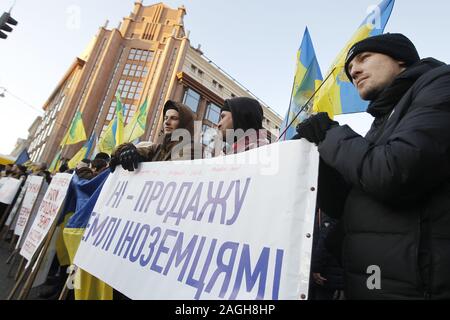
[
  {"xmin": 5, "ymin": 178, "xmax": 29, "ymax": 227},
  {"xmin": 20, "ymin": 173, "xmax": 72, "ymax": 262},
  {"xmin": 0, "ymin": 177, "xmax": 22, "ymax": 205},
  {"xmin": 32, "ymin": 226, "xmax": 60, "ymax": 288},
  {"xmin": 74, "ymin": 140, "xmax": 319, "ymax": 300},
  {"xmin": 14, "ymin": 176, "xmax": 44, "ymax": 237},
  {"xmin": 17, "ymin": 182, "xmax": 49, "ymax": 250}
]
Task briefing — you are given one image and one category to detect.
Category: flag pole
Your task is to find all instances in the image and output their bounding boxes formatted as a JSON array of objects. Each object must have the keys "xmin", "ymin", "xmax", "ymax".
[
  {"xmin": 277, "ymin": 67, "xmax": 336, "ymax": 142},
  {"xmin": 279, "ymin": 76, "xmax": 297, "ymax": 141}
]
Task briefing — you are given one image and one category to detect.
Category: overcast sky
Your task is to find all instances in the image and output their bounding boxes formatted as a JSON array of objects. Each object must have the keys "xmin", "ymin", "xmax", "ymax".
[{"xmin": 1, "ymin": 0, "xmax": 450, "ymax": 155}]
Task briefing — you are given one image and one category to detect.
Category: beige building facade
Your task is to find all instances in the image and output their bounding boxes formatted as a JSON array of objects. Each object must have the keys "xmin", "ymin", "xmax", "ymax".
[{"xmin": 27, "ymin": 1, "xmax": 282, "ymax": 164}]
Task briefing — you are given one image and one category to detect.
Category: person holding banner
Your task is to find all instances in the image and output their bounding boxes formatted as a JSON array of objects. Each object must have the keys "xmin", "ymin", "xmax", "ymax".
[
  {"xmin": 1, "ymin": 164, "xmax": 13, "ymax": 177},
  {"xmin": 110, "ymin": 100, "xmax": 202, "ymax": 171},
  {"xmin": 90, "ymin": 158, "xmax": 108, "ymax": 176},
  {"xmin": 294, "ymin": 33, "xmax": 450, "ymax": 299},
  {"xmin": 34, "ymin": 163, "xmax": 52, "ymax": 185},
  {"xmin": 217, "ymin": 97, "xmax": 269, "ymax": 155},
  {"xmin": 11, "ymin": 164, "xmax": 27, "ymax": 180}
]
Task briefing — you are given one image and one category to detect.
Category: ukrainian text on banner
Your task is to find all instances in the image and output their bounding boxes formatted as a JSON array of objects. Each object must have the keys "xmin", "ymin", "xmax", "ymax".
[
  {"xmin": 20, "ymin": 173, "xmax": 73, "ymax": 262},
  {"xmin": 16, "ymin": 181, "xmax": 48, "ymax": 250},
  {"xmin": 14, "ymin": 176, "xmax": 44, "ymax": 237},
  {"xmin": 0, "ymin": 177, "xmax": 22, "ymax": 205},
  {"xmin": 74, "ymin": 140, "xmax": 319, "ymax": 300}
]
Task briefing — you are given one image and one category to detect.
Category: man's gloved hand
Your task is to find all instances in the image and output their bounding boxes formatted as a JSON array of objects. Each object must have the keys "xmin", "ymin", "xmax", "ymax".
[
  {"xmin": 119, "ymin": 144, "xmax": 142, "ymax": 172},
  {"xmin": 110, "ymin": 144, "xmax": 143, "ymax": 173},
  {"xmin": 292, "ymin": 112, "xmax": 339, "ymax": 145}
]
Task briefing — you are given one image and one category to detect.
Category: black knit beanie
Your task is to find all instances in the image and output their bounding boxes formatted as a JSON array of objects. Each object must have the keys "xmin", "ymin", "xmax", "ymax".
[
  {"xmin": 221, "ymin": 100, "xmax": 231, "ymax": 113},
  {"xmin": 344, "ymin": 33, "xmax": 420, "ymax": 82}
]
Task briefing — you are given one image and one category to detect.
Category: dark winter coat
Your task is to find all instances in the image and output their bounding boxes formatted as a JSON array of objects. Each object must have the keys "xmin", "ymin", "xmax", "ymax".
[
  {"xmin": 114, "ymin": 101, "xmax": 202, "ymax": 162},
  {"xmin": 311, "ymin": 211, "xmax": 344, "ymax": 291},
  {"xmin": 318, "ymin": 58, "xmax": 450, "ymax": 299}
]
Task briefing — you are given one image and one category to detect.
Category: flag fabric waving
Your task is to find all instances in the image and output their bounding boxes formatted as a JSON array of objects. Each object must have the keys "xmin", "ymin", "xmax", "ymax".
[
  {"xmin": 313, "ymin": 0, "xmax": 395, "ymax": 117},
  {"xmin": 14, "ymin": 149, "xmax": 30, "ymax": 165},
  {"xmin": 280, "ymin": 27, "xmax": 323, "ymax": 140},
  {"xmin": 124, "ymin": 98, "xmax": 149, "ymax": 142},
  {"xmin": 48, "ymin": 149, "xmax": 62, "ymax": 173},
  {"xmin": 113, "ymin": 93, "xmax": 124, "ymax": 147},
  {"xmin": 98, "ymin": 94, "xmax": 125, "ymax": 154},
  {"xmin": 68, "ymin": 134, "xmax": 96, "ymax": 169},
  {"xmin": 57, "ymin": 169, "xmax": 113, "ymax": 300},
  {"xmin": 61, "ymin": 111, "xmax": 87, "ymax": 146}
]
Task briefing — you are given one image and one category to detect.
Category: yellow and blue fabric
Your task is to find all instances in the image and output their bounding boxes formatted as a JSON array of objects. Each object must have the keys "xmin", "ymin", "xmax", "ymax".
[
  {"xmin": 97, "ymin": 121, "xmax": 115, "ymax": 155},
  {"xmin": 113, "ymin": 93, "xmax": 124, "ymax": 148},
  {"xmin": 56, "ymin": 168, "xmax": 108, "ymax": 265},
  {"xmin": 57, "ymin": 169, "xmax": 113, "ymax": 300},
  {"xmin": 60, "ymin": 111, "xmax": 87, "ymax": 146},
  {"xmin": 313, "ymin": 0, "xmax": 395, "ymax": 117},
  {"xmin": 68, "ymin": 134, "xmax": 96, "ymax": 169},
  {"xmin": 14, "ymin": 149, "xmax": 30, "ymax": 165},
  {"xmin": 48, "ymin": 150, "xmax": 62, "ymax": 173},
  {"xmin": 124, "ymin": 98, "xmax": 149, "ymax": 142},
  {"xmin": 280, "ymin": 27, "xmax": 323, "ymax": 140},
  {"xmin": 98, "ymin": 94, "xmax": 125, "ymax": 154}
]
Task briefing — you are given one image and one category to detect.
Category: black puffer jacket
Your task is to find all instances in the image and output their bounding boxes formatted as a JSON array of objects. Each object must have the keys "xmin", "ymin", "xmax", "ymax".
[
  {"xmin": 318, "ymin": 58, "xmax": 450, "ymax": 299},
  {"xmin": 311, "ymin": 211, "xmax": 344, "ymax": 291}
]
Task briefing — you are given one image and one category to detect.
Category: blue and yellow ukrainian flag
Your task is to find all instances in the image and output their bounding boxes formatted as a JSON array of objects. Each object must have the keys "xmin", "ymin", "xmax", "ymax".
[
  {"xmin": 68, "ymin": 134, "xmax": 96, "ymax": 169},
  {"xmin": 98, "ymin": 94, "xmax": 125, "ymax": 154},
  {"xmin": 313, "ymin": 0, "xmax": 395, "ymax": 117},
  {"xmin": 57, "ymin": 169, "xmax": 113, "ymax": 300},
  {"xmin": 48, "ymin": 150, "xmax": 62, "ymax": 173},
  {"xmin": 113, "ymin": 93, "xmax": 124, "ymax": 147},
  {"xmin": 280, "ymin": 27, "xmax": 323, "ymax": 140},
  {"xmin": 124, "ymin": 98, "xmax": 149, "ymax": 142},
  {"xmin": 61, "ymin": 111, "xmax": 87, "ymax": 146}
]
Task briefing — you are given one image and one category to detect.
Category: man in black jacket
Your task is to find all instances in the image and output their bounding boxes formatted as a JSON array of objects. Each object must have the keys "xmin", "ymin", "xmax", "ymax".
[{"xmin": 294, "ymin": 33, "xmax": 450, "ymax": 299}]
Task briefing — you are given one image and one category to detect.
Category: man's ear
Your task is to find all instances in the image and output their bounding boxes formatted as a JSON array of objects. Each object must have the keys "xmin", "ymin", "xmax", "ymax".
[{"xmin": 398, "ymin": 61, "xmax": 408, "ymax": 72}]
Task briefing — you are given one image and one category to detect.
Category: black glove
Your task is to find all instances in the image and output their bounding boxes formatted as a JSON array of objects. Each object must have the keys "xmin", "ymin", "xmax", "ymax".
[
  {"xmin": 293, "ymin": 112, "xmax": 338, "ymax": 145},
  {"xmin": 119, "ymin": 145, "xmax": 142, "ymax": 172}
]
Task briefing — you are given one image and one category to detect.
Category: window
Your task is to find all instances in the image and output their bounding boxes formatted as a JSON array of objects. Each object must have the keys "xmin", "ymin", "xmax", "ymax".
[
  {"xmin": 116, "ymin": 79, "xmax": 143, "ymax": 101},
  {"xmin": 205, "ymin": 103, "xmax": 221, "ymax": 124},
  {"xmin": 197, "ymin": 69, "xmax": 204, "ymax": 78},
  {"xmin": 212, "ymin": 80, "xmax": 218, "ymax": 87},
  {"xmin": 231, "ymin": 93, "xmax": 236, "ymax": 98},
  {"xmin": 183, "ymin": 88, "xmax": 201, "ymax": 113},
  {"xmin": 267, "ymin": 131, "xmax": 274, "ymax": 143},
  {"xmin": 124, "ymin": 104, "xmax": 137, "ymax": 124},
  {"xmin": 128, "ymin": 48, "xmax": 153, "ymax": 62},
  {"xmin": 191, "ymin": 64, "xmax": 197, "ymax": 72},
  {"xmin": 101, "ymin": 124, "xmax": 109, "ymax": 136},
  {"xmin": 57, "ymin": 96, "xmax": 66, "ymax": 112},
  {"xmin": 123, "ymin": 64, "xmax": 131, "ymax": 76},
  {"xmin": 47, "ymin": 121, "xmax": 55, "ymax": 138}
]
